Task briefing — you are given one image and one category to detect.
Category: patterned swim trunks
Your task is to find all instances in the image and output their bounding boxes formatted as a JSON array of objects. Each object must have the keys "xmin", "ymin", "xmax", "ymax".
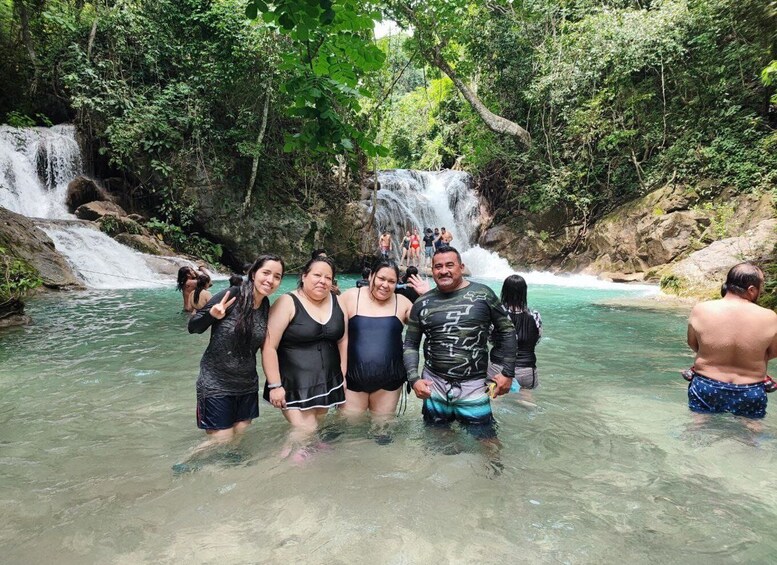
[
  {"xmin": 420, "ymin": 368, "xmax": 496, "ymax": 438},
  {"xmin": 688, "ymin": 372, "xmax": 767, "ymax": 419}
]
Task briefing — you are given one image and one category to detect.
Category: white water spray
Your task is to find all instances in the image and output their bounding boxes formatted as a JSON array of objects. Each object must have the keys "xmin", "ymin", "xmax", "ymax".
[
  {"xmin": 374, "ymin": 169, "xmax": 657, "ymax": 292},
  {"xmin": 0, "ymin": 125, "xmax": 166, "ymax": 288}
]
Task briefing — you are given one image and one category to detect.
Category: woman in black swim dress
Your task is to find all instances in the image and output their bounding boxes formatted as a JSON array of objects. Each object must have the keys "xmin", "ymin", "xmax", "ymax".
[
  {"xmin": 262, "ymin": 255, "xmax": 346, "ymax": 431},
  {"xmin": 339, "ymin": 259, "xmax": 413, "ymax": 418},
  {"xmin": 188, "ymin": 255, "xmax": 285, "ymax": 447}
]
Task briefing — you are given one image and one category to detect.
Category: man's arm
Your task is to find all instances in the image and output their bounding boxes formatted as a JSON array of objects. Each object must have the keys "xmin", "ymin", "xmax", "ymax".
[{"xmin": 403, "ymin": 302, "xmax": 432, "ymax": 398}]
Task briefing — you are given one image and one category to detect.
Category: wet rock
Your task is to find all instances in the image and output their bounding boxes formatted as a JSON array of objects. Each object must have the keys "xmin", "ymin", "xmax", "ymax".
[
  {"xmin": 74, "ymin": 201, "xmax": 127, "ymax": 221},
  {"xmin": 0, "ymin": 207, "xmax": 83, "ymax": 289},
  {"xmin": 65, "ymin": 176, "xmax": 111, "ymax": 212},
  {"xmin": 114, "ymin": 233, "xmax": 175, "ymax": 256}
]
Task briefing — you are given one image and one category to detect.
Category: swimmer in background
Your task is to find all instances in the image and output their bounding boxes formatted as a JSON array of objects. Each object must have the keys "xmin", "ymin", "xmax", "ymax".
[
  {"xmin": 408, "ymin": 228, "xmax": 422, "ymax": 267},
  {"xmin": 192, "ymin": 272, "xmax": 213, "ymax": 311},
  {"xmin": 422, "ymin": 228, "xmax": 435, "ymax": 270},
  {"xmin": 488, "ymin": 274, "xmax": 542, "ymax": 407},
  {"xmin": 440, "ymin": 227, "xmax": 453, "ymax": 246},
  {"xmin": 686, "ymin": 262, "xmax": 777, "ymax": 425},
  {"xmin": 378, "ymin": 232, "xmax": 392, "ymax": 260},
  {"xmin": 356, "ymin": 267, "xmax": 371, "ymax": 288},
  {"xmin": 229, "ymin": 274, "xmax": 245, "ymax": 287},
  {"xmin": 177, "ymin": 266, "xmax": 198, "ymax": 312},
  {"xmin": 396, "ymin": 266, "xmax": 421, "ymax": 303},
  {"xmin": 399, "ymin": 230, "xmax": 411, "ymax": 268}
]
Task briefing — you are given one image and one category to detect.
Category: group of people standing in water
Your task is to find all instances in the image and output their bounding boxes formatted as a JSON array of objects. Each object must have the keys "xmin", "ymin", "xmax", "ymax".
[
  {"xmin": 181, "ymin": 245, "xmax": 544, "ymax": 456},
  {"xmin": 380, "ymin": 225, "xmax": 454, "ymax": 270}
]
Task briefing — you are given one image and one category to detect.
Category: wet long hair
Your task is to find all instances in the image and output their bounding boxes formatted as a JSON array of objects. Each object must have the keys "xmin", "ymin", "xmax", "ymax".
[
  {"xmin": 193, "ymin": 273, "xmax": 211, "ymax": 305},
  {"xmin": 234, "ymin": 254, "xmax": 285, "ymax": 345},
  {"xmin": 721, "ymin": 262, "xmax": 763, "ymax": 298},
  {"xmin": 176, "ymin": 266, "xmax": 194, "ymax": 292},
  {"xmin": 500, "ymin": 274, "xmax": 536, "ymax": 339},
  {"xmin": 298, "ymin": 255, "xmax": 336, "ymax": 289}
]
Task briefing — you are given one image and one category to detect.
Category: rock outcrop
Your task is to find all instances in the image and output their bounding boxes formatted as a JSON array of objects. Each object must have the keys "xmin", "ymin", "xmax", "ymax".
[
  {"xmin": 0, "ymin": 207, "xmax": 83, "ymax": 289},
  {"xmin": 74, "ymin": 201, "xmax": 127, "ymax": 221},
  {"xmin": 65, "ymin": 176, "xmax": 112, "ymax": 213},
  {"xmin": 483, "ymin": 183, "xmax": 775, "ymax": 295}
]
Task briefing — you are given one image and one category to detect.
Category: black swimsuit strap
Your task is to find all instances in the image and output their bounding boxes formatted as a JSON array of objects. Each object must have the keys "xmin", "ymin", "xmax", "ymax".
[
  {"xmin": 394, "ymin": 294, "xmax": 398, "ymax": 316},
  {"xmin": 356, "ymin": 286, "xmax": 361, "ymax": 315}
]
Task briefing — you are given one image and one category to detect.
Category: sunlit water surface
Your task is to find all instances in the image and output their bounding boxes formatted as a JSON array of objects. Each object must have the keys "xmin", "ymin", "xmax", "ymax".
[{"xmin": 2, "ymin": 276, "xmax": 777, "ymax": 564}]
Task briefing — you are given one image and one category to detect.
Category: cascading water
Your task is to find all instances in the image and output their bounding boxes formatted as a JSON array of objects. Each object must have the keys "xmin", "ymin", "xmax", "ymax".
[
  {"xmin": 0, "ymin": 125, "xmax": 166, "ymax": 289},
  {"xmin": 374, "ymin": 169, "xmax": 518, "ymax": 278},
  {"xmin": 373, "ymin": 169, "xmax": 657, "ymax": 291}
]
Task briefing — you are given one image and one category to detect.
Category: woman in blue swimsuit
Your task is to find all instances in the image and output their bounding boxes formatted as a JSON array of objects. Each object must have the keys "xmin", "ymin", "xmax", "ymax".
[{"xmin": 339, "ymin": 259, "xmax": 413, "ymax": 419}]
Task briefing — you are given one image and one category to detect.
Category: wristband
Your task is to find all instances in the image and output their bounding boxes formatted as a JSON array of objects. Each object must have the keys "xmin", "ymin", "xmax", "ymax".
[{"xmin": 267, "ymin": 382, "xmax": 283, "ymax": 389}]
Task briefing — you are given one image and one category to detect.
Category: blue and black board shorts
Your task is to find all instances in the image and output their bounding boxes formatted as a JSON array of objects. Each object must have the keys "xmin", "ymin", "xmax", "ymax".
[{"xmin": 688, "ymin": 372, "xmax": 767, "ymax": 419}]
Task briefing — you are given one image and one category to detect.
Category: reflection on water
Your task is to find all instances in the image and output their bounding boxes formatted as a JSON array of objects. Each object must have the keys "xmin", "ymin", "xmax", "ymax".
[{"xmin": 2, "ymin": 277, "xmax": 777, "ymax": 563}]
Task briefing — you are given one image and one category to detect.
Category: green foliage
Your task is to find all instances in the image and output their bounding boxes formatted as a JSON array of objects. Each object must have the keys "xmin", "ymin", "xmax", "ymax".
[
  {"xmin": 659, "ymin": 274, "xmax": 683, "ymax": 294},
  {"xmin": 0, "ymin": 246, "xmax": 42, "ymax": 301},
  {"xmin": 245, "ymin": 0, "xmax": 387, "ymax": 159},
  {"xmin": 145, "ymin": 218, "xmax": 222, "ymax": 265}
]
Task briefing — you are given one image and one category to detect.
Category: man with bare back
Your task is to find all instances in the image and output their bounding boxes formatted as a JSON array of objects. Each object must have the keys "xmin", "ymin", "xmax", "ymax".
[{"xmin": 686, "ymin": 262, "xmax": 777, "ymax": 419}]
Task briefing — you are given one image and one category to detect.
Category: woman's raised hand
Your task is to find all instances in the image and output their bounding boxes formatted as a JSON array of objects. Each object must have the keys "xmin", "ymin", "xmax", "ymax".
[{"xmin": 209, "ymin": 290, "xmax": 236, "ymax": 319}]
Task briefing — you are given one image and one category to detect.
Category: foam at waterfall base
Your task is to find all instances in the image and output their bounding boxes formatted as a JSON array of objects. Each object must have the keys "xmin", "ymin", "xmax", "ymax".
[
  {"xmin": 41, "ymin": 224, "xmax": 168, "ymax": 289},
  {"xmin": 461, "ymin": 246, "xmax": 658, "ymax": 292}
]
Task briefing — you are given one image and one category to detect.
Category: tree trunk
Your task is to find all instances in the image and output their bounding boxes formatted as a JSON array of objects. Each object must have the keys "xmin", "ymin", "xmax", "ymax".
[
  {"xmin": 428, "ymin": 44, "xmax": 531, "ymax": 147},
  {"xmin": 242, "ymin": 84, "xmax": 272, "ymax": 212}
]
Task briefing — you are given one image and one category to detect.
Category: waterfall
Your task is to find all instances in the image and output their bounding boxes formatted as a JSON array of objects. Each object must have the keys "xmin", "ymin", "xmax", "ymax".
[
  {"xmin": 0, "ymin": 125, "xmax": 166, "ymax": 289},
  {"xmin": 373, "ymin": 169, "xmax": 657, "ymax": 291},
  {"xmin": 374, "ymin": 169, "xmax": 513, "ymax": 277}
]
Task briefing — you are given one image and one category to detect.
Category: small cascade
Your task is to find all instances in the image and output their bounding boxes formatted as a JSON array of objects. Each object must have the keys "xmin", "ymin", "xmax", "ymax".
[
  {"xmin": 39, "ymin": 222, "xmax": 165, "ymax": 289},
  {"xmin": 373, "ymin": 170, "xmax": 479, "ymax": 251},
  {"xmin": 0, "ymin": 125, "xmax": 168, "ymax": 289},
  {"xmin": 0, "ymin": 125, "xmax": 81, "ymax": 219}
]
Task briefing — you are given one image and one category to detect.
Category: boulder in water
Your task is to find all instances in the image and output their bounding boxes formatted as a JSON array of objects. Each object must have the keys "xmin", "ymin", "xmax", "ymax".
[
  {"xmin": 0, "ymin": 207, "xmax": 83, "ymax": 289},
  {"xmin": 0, "ymin": 298, "xmax": 31, "ymax": 328},
  {"xmin": 74, "ymin": 201, "xmax": 127, "ymax": 221},
  {"xmin": 65, "ymin": 176, "xmax": 111, "ymax": 212}
]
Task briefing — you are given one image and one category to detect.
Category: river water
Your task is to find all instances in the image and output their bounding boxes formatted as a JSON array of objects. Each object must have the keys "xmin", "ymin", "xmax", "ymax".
[{"xmin": 2, "ymin": 277, "xmax": 776, "ymax": 564}]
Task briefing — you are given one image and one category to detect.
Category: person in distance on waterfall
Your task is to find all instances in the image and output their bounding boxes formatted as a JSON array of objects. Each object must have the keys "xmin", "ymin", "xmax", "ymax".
[
  {"xmin": 262, "ymin": 256, "xmax": 347, "ymax": 450},
  {"xmin": 339, "ymin": 258, "xmax": 413, "ymax": 430},
  {"xmin": 403, "ymin": 247, "xmax": 516, "ymax": 440},
  {"xmin": 422, "ymin": 228, "xmax": 436, "ymax": 270},
  {"xmin": 408, "ymin": 228, "xmax": 422, "ymax": 267},
  {"xmin": 432, "ymin": 227, "xmax": 442, "ymax": 251},
  {"xmin": 399, "ymin": 230, "xmax": 411, "ymax": 269},
  {"xmin": 440, "ymin": 227, "xmax": 453, "ymax": 246},
  {"xmin": 488, "ymin": 274, "xmax": 543, "ymax": 406},
  {"xmin": 685, "ymin": 262, "xmax": 777, "ymax": 422},
  {"xmin": 378, "ymin": 232, "xmax": 392, "ymax": 260},
  {"xmin": 187, "ymin": 254, "xmax": 285, "ymax": 450}
]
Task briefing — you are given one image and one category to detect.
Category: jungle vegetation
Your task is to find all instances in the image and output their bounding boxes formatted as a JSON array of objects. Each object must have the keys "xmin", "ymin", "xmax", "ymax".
[{"xmin": 0, "ymin": 0, "xmax": 775, "ymax": 236}]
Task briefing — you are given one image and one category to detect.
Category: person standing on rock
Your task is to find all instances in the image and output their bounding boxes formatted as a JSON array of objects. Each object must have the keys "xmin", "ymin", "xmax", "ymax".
[
  {"xmin": 378, "ymin": 232, "xmax": 392, "ymax": 260},
  {"xmin": 685, "ymin": 262, "xmax": 777, "ymax": 421}
]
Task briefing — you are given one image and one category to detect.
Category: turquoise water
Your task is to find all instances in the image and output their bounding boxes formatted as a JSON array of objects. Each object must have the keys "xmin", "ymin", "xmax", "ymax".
[{"xmin": 1, "ymin": 277, "xmax": 777, "ymax": 563}]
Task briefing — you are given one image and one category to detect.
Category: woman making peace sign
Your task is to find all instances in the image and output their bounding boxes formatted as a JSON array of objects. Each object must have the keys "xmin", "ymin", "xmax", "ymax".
[{"xmin": 188, "ymin": 254, "xmax": 285, "ymax": 446}]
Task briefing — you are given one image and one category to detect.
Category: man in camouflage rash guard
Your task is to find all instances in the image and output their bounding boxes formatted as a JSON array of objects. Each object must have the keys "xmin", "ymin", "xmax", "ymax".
[{"xmin": 403, "ymin": 247, "xmax": 516, "ymax": 436}]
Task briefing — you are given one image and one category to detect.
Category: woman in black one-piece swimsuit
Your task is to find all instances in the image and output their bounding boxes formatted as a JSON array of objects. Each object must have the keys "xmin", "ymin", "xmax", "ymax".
[
  {"xmin": 262, "ymin": 256, "xmax": 347, "ymax": 432},
  {"xmin": 339, "ymin": 259, "xmax": 413, "ymax": 419}
]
